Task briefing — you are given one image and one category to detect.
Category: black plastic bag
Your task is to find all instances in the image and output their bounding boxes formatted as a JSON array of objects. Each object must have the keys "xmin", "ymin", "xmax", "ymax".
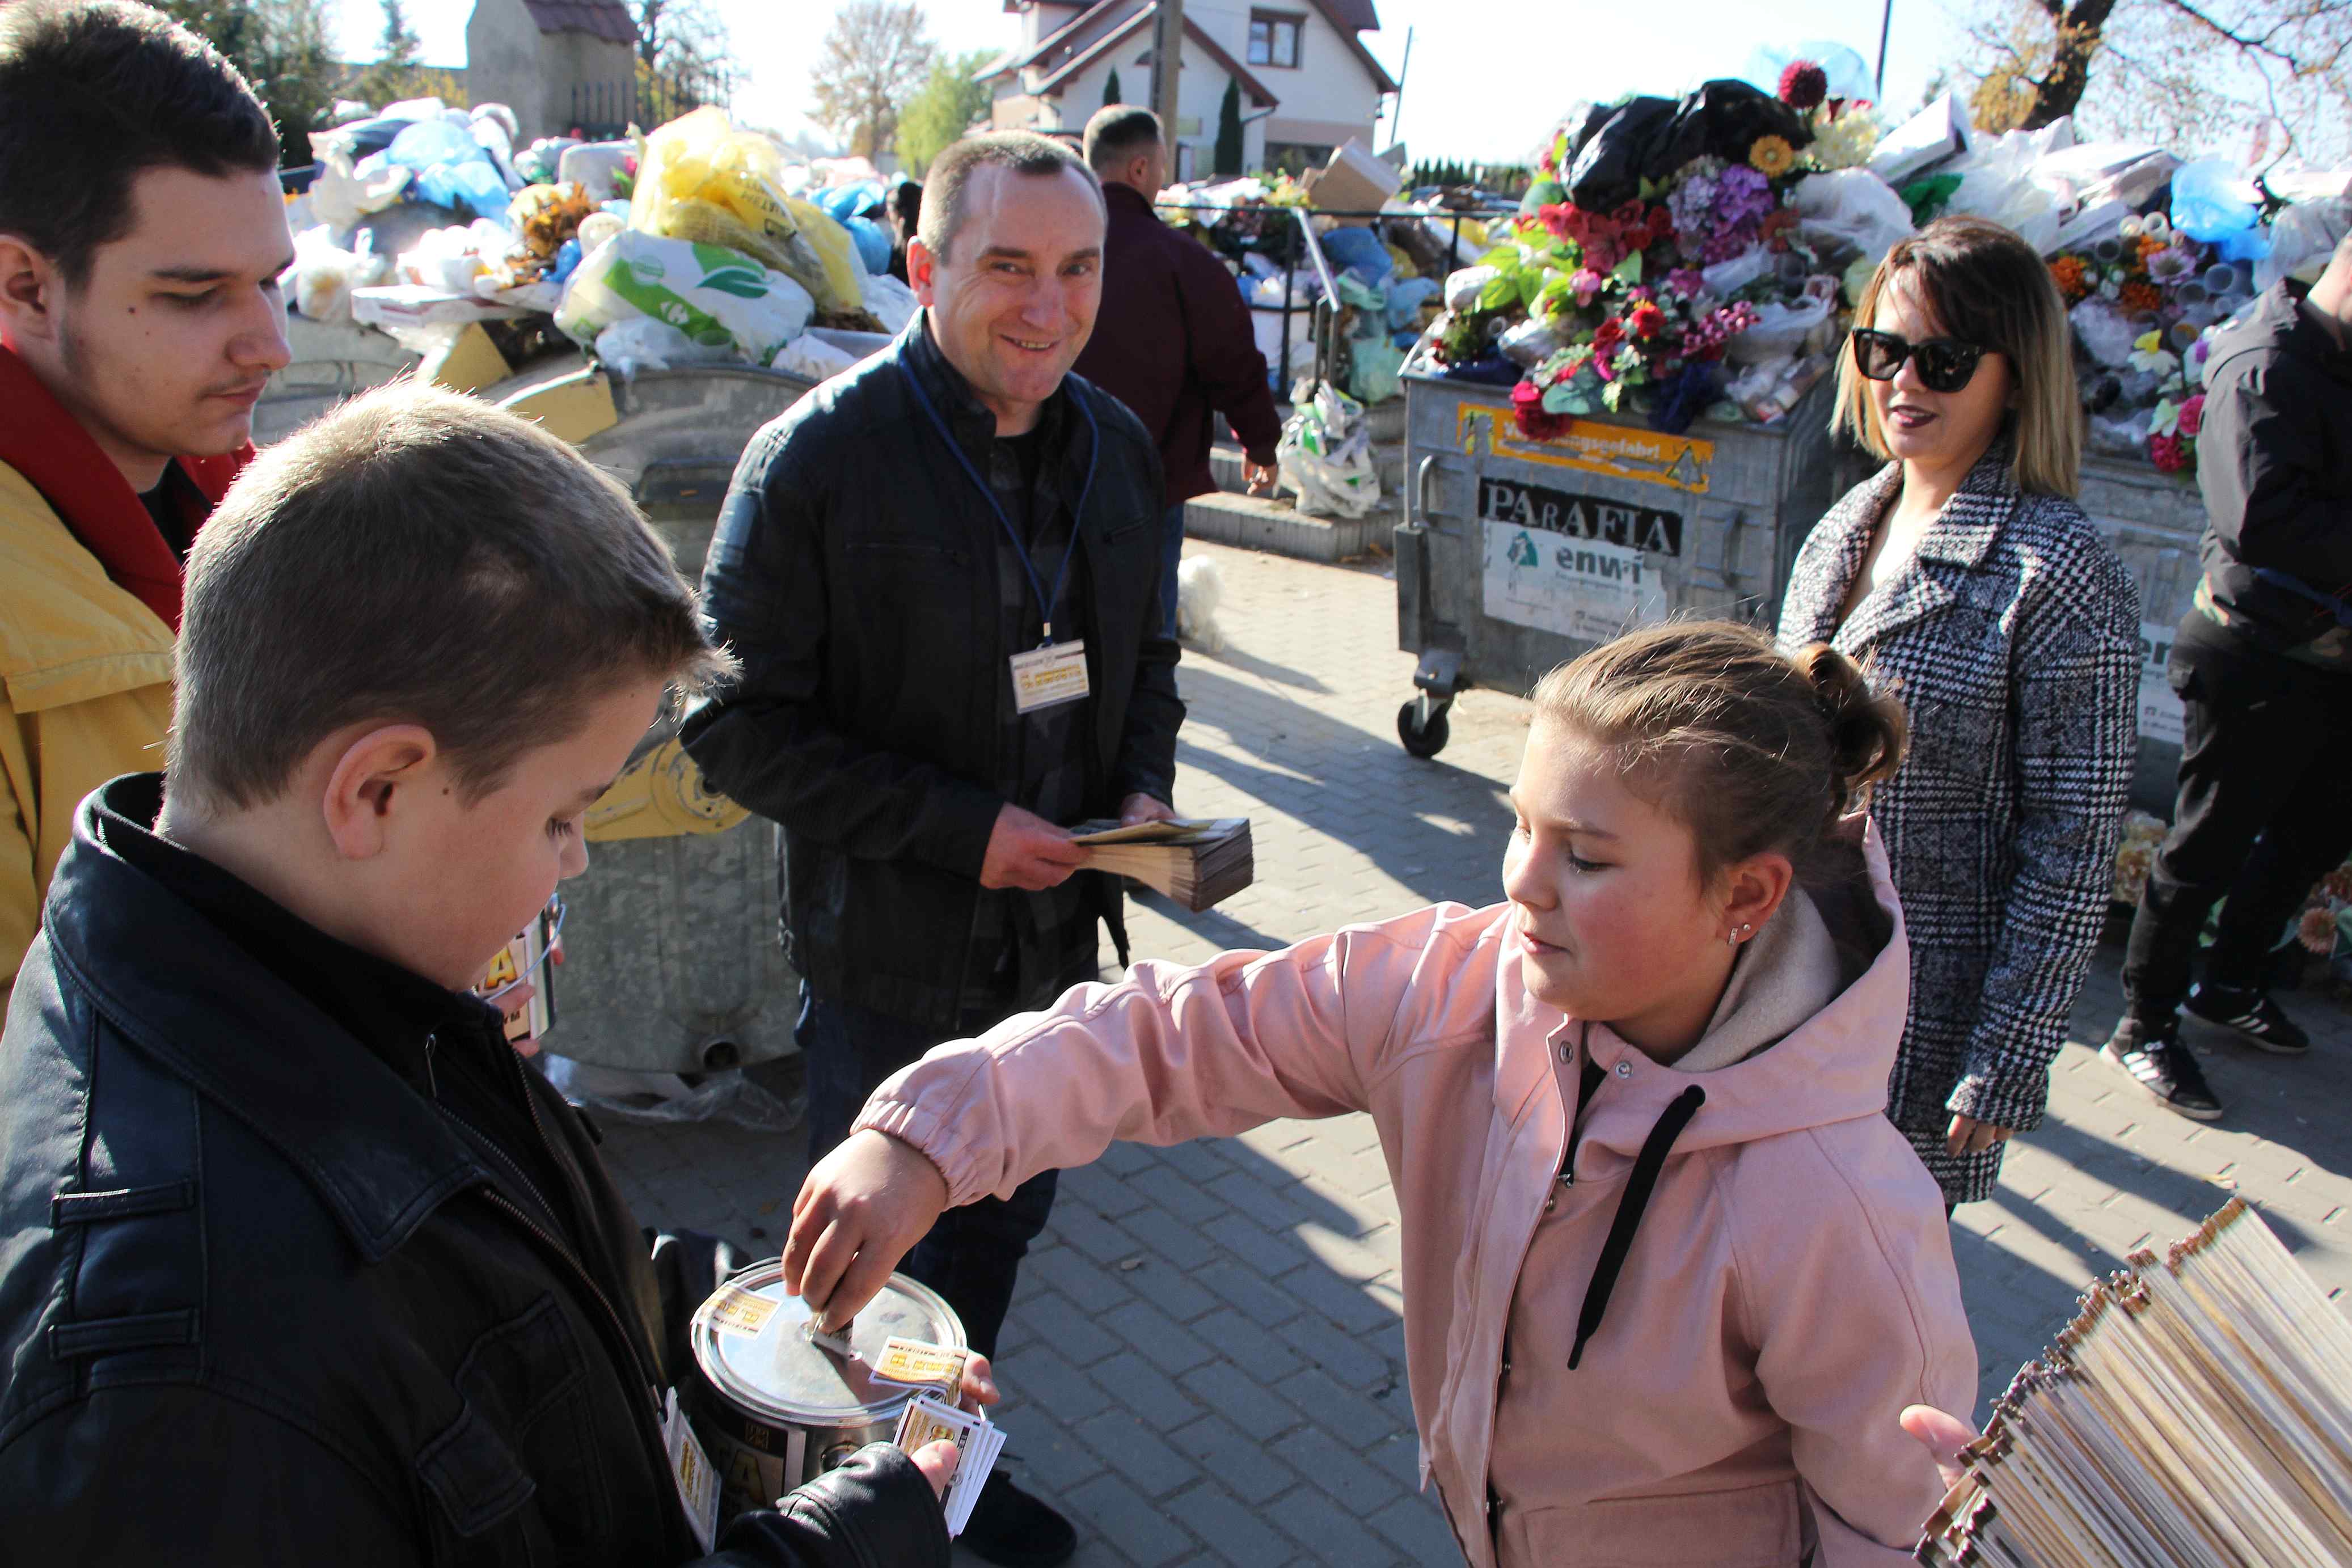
[{"xmin": 1566, "ymin": 80, "xmax": 1814, "ymax": 212}]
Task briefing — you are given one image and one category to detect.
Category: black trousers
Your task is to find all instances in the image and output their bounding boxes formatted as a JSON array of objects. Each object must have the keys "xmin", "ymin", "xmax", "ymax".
[
  {"xmin": 2121, "ymin": 611, "xmax": 2352, "ymax": 1022},
  {"xmin": 800, "ymin": 980, "xmax": 1082, "ymax": 1360}
]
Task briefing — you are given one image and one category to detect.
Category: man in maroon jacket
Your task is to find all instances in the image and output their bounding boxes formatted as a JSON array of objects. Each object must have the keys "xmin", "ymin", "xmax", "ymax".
[{"xmin": 1072, "ymin": 106, "xmax": 1281, "ymax": 635}]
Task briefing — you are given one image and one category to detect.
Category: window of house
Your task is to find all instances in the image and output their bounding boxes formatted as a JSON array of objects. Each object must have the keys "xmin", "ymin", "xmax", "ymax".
[{"xmin": 1248, "ymin": 10, "xmax": 1302, "ymax": 68}]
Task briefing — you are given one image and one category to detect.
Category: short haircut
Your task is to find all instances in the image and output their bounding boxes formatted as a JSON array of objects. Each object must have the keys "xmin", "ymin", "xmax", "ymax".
[
  {"xmin": 1835, "ymin": 214, "xmax": 2083, "ymax": 498},
  {"xmin": 170, "ymin": 381, "xmax": 738, "ymax": 813},
  {"xmin": 0, "ymin": 0, "xmax": 281, "ymax": 286},
  {"xmin": 916, "ymin": 130, "xmax": 1103, "ymax": 264},
  {"xmin": 1083, "ymin": 104, "xmax": 1163, "ymax": 174}
]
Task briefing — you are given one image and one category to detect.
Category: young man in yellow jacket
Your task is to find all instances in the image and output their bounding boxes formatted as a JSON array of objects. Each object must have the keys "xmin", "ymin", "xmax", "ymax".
[{"xmin": 0, "ymin": 0, "xmax": 293, "ymax": 1001}]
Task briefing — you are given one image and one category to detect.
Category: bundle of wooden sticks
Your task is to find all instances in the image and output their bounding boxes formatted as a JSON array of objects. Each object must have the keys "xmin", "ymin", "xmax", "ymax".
[{"xmin": 1916, "ymin": 1198, "xmax": 2352, "ymax": 1567}]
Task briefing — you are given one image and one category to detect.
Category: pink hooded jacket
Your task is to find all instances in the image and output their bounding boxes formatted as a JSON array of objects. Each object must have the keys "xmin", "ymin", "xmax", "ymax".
[{"xmin": 858, "ymin": 825, "xmax": 1975, "ymax": 1566}]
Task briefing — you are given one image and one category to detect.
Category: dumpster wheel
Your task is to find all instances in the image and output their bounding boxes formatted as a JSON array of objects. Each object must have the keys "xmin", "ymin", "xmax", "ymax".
[{"xmin": 1397, "ymin": 695, "xmax": 1452, "ymax": 759}]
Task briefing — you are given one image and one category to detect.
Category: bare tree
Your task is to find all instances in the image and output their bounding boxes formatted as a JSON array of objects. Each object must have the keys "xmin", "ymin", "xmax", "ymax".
[
  {"xmin": 1954, "ymin": 0, "xmax": 2350, "ymax": 161},
  {"xmin": 810, "ymin": 1, "xmax": 936, "ymax": 159}
]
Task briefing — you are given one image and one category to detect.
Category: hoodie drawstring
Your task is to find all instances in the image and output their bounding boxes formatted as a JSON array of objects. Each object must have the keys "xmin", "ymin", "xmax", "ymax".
[{"xmin": 1567, "ymin": 1084, "xmax": 1706, "ymax": 1370}]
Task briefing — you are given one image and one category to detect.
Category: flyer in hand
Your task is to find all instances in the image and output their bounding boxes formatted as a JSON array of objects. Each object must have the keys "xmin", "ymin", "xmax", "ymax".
[{"xmin": 1071, "ymin": 817, "xmax": 1254, "ymax": 911}]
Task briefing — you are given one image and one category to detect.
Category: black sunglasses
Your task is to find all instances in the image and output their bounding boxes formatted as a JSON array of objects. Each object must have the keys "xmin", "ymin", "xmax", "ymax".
[{"xmin": 1849, "ymin": 329, "xmax": 1991, "ymax": 394}]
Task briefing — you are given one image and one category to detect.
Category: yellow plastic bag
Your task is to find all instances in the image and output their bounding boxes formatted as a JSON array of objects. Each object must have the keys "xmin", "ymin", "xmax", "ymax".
[{"xmin": 630, "ymin": 107, "xmax": 863, "ymax": 315}]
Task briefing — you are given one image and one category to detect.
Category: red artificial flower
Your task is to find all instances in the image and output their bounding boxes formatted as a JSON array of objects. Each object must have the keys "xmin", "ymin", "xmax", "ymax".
[
  {"xmin": 1591, "ymin": 318, "xmax": 1627, "ymax": 360},
  {"xmin": 2177, "ymin": 394, "xmax": 2206, "ymax": 438},
  {"xmin": 2148, "ymin": 432, "xmax": 2189, "ymax": 473},
  {"xmin": 1779, "ymin": 60, "xmax": 1829, "ymax": 111},
  {"xmin": 1510, "ymin": 377, "xmax": 1572, "ymax": 441},
  {"xmin": 1536, "ymin": 202, "xmax": 1576, "ymax": 243},
  {"xmin": 1628, "ymin": 300, "xmax": 1665, "ymax": 340}
]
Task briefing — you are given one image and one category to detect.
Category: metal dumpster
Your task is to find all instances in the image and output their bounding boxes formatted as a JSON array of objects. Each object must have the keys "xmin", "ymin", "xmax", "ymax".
[
  {"xmin": 1392, "ymin": 369, "xmax": 1842, "ymax": 756},
  {"xmin": 2075, "ymin": 454, "xmax": 2206, "ymax": 815},
  {"xmin": 499, "ymin": 363, "xmax": 832, "ymax": 1074}
]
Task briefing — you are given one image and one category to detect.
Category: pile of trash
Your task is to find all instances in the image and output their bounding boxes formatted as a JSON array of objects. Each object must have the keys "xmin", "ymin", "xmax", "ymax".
[
  {"xmin": 1403, "ymin": 69, "xmax": 2350, "ymax": 457},
  {"xmin": 282, "ymin": 100, "xmax": 920, "ymax": 388}
]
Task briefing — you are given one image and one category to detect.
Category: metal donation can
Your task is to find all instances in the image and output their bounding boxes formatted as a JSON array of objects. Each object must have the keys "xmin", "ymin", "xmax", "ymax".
[{"xmin": 688, "ymin": 1261, "xmax": 965, "ymax": 1521}]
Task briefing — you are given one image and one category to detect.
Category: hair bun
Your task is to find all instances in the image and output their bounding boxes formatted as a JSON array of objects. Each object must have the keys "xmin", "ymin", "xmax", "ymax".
[{"xmin": 1797, "ymin": 643, "xmax": 1907, "ymax": 814}]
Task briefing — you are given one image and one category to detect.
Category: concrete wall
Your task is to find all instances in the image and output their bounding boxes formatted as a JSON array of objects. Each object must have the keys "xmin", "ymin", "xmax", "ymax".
[{"xmin": 465, "ymin": 0, "xmax": 639, "ymax": 144}]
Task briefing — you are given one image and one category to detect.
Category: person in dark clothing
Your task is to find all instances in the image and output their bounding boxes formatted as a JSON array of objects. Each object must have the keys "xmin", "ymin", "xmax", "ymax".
[
  {"xmin": 681, "ymin": 131, "xmax": 1181, "ymax": 1568},
  {"xmin": 0, "ymin": 382, "xmax": 975, "ymax": 1566},
  {"xmin": 1071, "ymin": 105, "xmax": 1283, "ymax": 636},
  {"xmin": 2104, "ymin": 230, "xmax": 2352, "ymax": 1119},
  {"xmin": 885, "ymin": 179, "xmax": 922, "ymax": 284}
]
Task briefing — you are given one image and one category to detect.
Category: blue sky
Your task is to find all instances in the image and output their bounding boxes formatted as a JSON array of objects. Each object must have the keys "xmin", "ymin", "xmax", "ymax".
[{"xmin": 336, "ymin": 0, "xmax": 1957, "ymax": 163}]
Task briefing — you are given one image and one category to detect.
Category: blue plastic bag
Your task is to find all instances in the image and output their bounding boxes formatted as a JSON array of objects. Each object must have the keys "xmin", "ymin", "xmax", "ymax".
[
  {"xmin": 551, "ymin": 237, "xmax": 583, "ymax": 285},
  {"xmin": 416, "ymin": 158, "xmax": 509, "ymax": 221},
  {"xmin": 817, "ymin": 181, "xmax": 885, "ymax": 222},
  {"xmin": 386, "ymin": 119, "xmax": 481, "ymax": 172},
  {"xmin": 2171, "ymin": 159, "xmax": 2271, "ymax": 262},
  {"xmin": 1319, "ymin": 226, "xmax": 1394, "ymax": 282},
  {"xmin": 843, "ymin": 215, "xmax": 890, "ymax": 276}
]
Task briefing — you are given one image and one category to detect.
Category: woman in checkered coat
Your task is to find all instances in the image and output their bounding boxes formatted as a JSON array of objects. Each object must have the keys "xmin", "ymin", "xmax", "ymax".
[{"xmin": 1779, "ymin": 217, "xmax": 2139, "ymax": 1206}]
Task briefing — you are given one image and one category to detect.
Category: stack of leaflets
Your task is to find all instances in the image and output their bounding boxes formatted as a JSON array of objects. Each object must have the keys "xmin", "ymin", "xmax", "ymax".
[
  {"xmin": 877, "ymin": 1337, "xmax": 1005, "ymax": 1538},
  {"xmin": 1071, "ymin": 817, "xmax": 1253, "ymax": 912},
  {"xmin": 1916, "ymin": 1198, "xmax": 2352, "ymax": 1566}
]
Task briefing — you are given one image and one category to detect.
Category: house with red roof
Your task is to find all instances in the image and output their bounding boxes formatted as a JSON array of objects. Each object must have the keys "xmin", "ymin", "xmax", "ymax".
[{"xmin": 981, "ymin": 0, "xmax": 1397, "ymax": 179}]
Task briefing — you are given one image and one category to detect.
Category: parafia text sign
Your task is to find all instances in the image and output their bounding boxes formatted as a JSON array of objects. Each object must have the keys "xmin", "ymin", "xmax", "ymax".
[{"xmin": 1479, "ymin": 476, "xmax": 1674, "ymax": 645}]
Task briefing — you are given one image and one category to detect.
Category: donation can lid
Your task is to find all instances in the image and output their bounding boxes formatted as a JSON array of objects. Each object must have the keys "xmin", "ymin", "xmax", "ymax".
[{"xmin": 690, "ymin": 1260, "xmax": 965, "ymax": 1426}]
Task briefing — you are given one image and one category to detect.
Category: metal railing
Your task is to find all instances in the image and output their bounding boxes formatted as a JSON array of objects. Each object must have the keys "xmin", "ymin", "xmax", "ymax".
[{"xmin": 1150, "ymin": 198, "xmax": 1515, "ymax": 404}]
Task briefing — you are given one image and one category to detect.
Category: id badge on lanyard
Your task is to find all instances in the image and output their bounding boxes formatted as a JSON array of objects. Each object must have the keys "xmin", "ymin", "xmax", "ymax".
[
  {"xmin": 901, "ymin": 357, "xmax": 1103, "ymax": 717},
  {"xmin": 1011, "ymin": 639, "xmax": 1090, "ymax": 713}
]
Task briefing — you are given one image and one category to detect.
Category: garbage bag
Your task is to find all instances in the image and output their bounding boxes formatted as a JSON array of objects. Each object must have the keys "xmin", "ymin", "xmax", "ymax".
[
  {"xmin": 1276, "ymin": 382, "xmax": 1381, "ymax": 518},
  {"xmin": 843, "ymin": 213, "xmax": 890, "ymax": 276},
  {"xmin": 593, "ymin": 317, "xmax": 735, "ymax": 377},
  {"xmin": 416, "ymin": 157, "xmax": 510, "ymax": 221},
  {"xmin": 1444, "ymin": 264, "xmax": 1500, "ymax": 312},
  {"xmin": 2172, "ymin": 158, "xmax": 2272, "ymax": 261},
  {"xmin": 814, "ymin": 180, "xmax": 886, "ymax": 222},
  {"xmin": 2257, "ymin": 196, "xmax": 2350, "ymax": 291},
  {"xmin": 541, "ymin": 1053, "xmax": 804, "ymax": 1132},
  {"xmin": 1791, "ymin": 167, "xmax": 1913, "ymax": 265},
  {"xmin": 1319, "ymin": 225, "xmax": 1394, "ymax": 281},
  {"xmin": 1945, "ymin": 126, "xmax": 2070, "ymax": 253},
  {"xmin": 771, "ymin": 330, "xmax": 861, "ymax": 381},
  {"xmin": 1350, "ymin": 337, "xmax": 1405, "ymax": 404},
  {"xmin": 558, "ymin": 140, "xmax": 635, "ymax": 204},
  {"xmin": 385, "ymin": 117, "xmax": 482, "ymax": 172},
  {"xmin": 628, "ymin": 108, "xmax": 863, "ymax": 314},
  {"xmin": 558, "ymin": 231, "xmax": 816, "ymax": 365},
  {"xmin": 860, "ymin": 269, "xmax": 918, "ymax": 333},
  {"xmin": 1868, "ymin": 91, "xmax": 1969, "ymax": 187},
  {"xmin": 1567, "ymin": 81, "xmax": 1810, "ymax": 212}
]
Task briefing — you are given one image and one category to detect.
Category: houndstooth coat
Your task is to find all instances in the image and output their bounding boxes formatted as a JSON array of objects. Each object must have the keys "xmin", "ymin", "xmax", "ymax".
[{"xmin": 1778, "ymin": 441, "xmax": 2139, "ymax": 1204}]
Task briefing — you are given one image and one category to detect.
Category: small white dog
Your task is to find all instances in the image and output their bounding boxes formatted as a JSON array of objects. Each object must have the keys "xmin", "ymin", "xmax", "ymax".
[{"xmin": 1175, "ymin": 555, "xmax": 1226, "ymax": 652}]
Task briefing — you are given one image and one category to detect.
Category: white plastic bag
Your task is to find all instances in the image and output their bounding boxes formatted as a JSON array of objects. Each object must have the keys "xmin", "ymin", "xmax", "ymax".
[
  {"xmin": 1443, "ymin": 265, "xmax": 1499, "ymax": 313},
  {"xmin": 859, "ymin": 270, "xmax": 918, "ymax": 333},
  {"xmin": 1276, "ymin": 382, "xmax": 1380, "ymax": 519},
  {"xmin": 285, "ymin": 225, "xmax": 389, "ymax": 324},
  {"xmin": 557, "ymin": 231, "xmax": 814, "ymax": 365},
  {"xmin": 2257, "ymin": 196, "xmax": 2351, "ymax": 291},
  {"xmin": 1791, "ymin": 168, "xmax": 1914, "ymax": 265},
  {"xmin": 1726, "ymin": 293, "xmax": 1835, "ymax": 365},
  {"xmin": 541, "ymin": 1053, "xmax": 804, "ymax": 1132},
  {"xmin": 1868, "ymin": 91, "xmax": 1971, "ymax": 187},
  {"xmin": 594, "ymin": 318, "xmax": 733, "ymax": 377},
  {"xmin": 1945, "ymin": 125, "xmax": 2072, "ymax": 253},
  {"xmin": 770, "ymin": 331, "xmax": 859, "ymax": 381}
]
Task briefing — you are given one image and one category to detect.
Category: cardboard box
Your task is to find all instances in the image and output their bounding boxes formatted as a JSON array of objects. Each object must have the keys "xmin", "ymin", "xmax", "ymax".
[{"xmin": 1308, "ymin": 138, "xmax": 1403, "ymax": 225}]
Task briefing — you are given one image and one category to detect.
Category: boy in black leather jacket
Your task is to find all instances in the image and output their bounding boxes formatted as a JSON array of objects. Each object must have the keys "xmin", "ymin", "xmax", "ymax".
[{"xmin": 0, "ymin": 381, "xmax": 974, "ymax": 1566}]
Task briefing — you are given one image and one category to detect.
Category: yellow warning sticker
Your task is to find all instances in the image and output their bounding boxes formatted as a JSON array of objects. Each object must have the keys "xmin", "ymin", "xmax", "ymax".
[{"xmin": 1458, "ymin": 403, "xmax": 1715, "ymax": 494}]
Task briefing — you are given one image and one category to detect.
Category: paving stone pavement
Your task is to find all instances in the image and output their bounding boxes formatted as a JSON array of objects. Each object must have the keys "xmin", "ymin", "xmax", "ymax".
[{"xmin": 594, "ymin": 540, "xmax": 2352, "ymax": 1567}]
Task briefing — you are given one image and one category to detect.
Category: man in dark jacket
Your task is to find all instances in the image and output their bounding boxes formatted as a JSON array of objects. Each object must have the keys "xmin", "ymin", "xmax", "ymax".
[
  {"xmin": 682, "ymin": 131, "xmax": 1182, "ymax": 1568},
  {"xmin": 0, "ymin": 383, "xmax": 965, "ymax": 1566},
  {"xmin": 2106, "ymin": 230, "xmax": 2352, "ymax": 1119},
  {"xmin": 1072, "ymin": 105, "xmax": 1282, "ymax": 635}
]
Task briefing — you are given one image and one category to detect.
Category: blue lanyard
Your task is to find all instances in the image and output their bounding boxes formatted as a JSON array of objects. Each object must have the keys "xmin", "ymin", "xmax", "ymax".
[{"xmin": 902, "ymin": 361, "xmax": 1100, "ymax": 645}]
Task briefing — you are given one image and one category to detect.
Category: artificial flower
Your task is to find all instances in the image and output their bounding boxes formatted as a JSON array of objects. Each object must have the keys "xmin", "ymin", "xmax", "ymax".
[
  {"xmin": 1805, "ymin": 106, "xmax": 1884, "ymax": 172},
  {"xmin": 1590, "ymin": 317, "xmax": 1627, "ymax": 360},
  {"xmin": 1570, "ymin": 267, "xmax": 1605, "ymax": 306},
  {"xmin": 2146, "ymin": 246, "xmax": 2199, "ymax": 286},
  {"xmin": 1666, "ymin": 266, "xmax": 1706, "ymax": 298},
  {"xmin": 2049, "ymin": 255, "xmax": 2089, "ymax": 302},
  {"xmin": 2177, "ymin": 392, "xmax": 2205, "ymax": 437},
  {"xmin": 1747, "ymin": 134, "xmax": 1797, "ymax": 177},
  {"xmin": 1778, "ymin": 60, "xmax": 1829, "ymax": 111},
  {"xmin": 1511, "ymin": 375, "xmax": 1572, "ymax": 441},
  {"xmin": 2136, "ymin": 233, "xmax": 2169, "ymax": 261},
  {"xmin": 2119, "ymin": 281, "xmax": 2163, "ymax": 313},
  {"xmin": 2149, "ymin": 397, "xmax": 2181, "ymax": 438},
  {"xmin": 2299, "ymin": 906, "xmax": 2339, "ymax": 957},
  {"xmin": 2127, "ymin": 329, "xmax": 2180, "ymax": 376},
  {"xmin": 2148, "ymin": 432, "xmax": 2188, "ymax": 472},
  {"xmin": 1628, "ymin": 299, "xmax": 1665, "ymax": 339},
  {"xmin": 1759, "ymin": 207, "xmax": 1800, "ymax": 252}
]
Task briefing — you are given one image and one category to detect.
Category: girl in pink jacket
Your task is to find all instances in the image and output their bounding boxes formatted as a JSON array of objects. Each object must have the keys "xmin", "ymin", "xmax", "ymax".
[{"xmin": 789, "ymin": 622, "xmax": 1978, "ymax": 1567}]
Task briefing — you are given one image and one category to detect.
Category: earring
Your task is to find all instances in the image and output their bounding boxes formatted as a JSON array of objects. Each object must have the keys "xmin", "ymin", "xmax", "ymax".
[{"xmin": 1726, "ymin": 922, "xmax": 1751, "ymax": 948}]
